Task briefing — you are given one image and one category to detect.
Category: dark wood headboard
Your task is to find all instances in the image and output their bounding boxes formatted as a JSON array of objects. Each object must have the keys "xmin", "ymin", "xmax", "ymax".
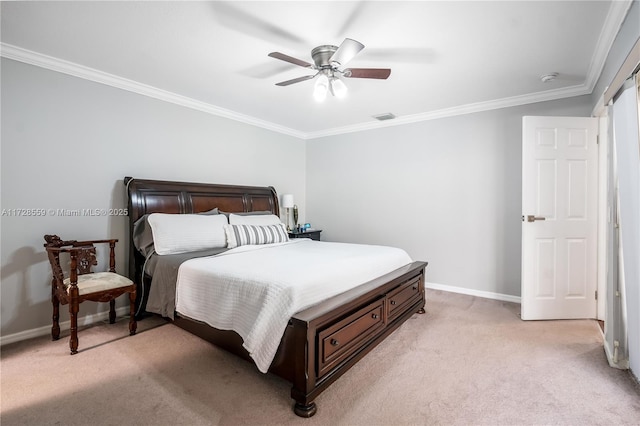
[
  {"xmin": 123, "ymin": 177, "xmax": 280, "ymax": 309},
  {"xmin": 125, "ymin": 176, "xmax": 279, "ymax": 224}
]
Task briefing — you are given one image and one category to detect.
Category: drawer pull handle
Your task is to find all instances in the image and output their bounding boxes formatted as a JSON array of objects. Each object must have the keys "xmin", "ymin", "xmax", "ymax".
[
  {"xmin": 330, "ymin": 339, "xmax": 339, "ymax": 346},
  {"xmin": 371, "ymin": 313, "xmax": 378, "ymax": 319},
  {"xmin": 413, "ymin": 286, "xmax": 418, "ymax": 291},
  {"xmin": 390, "ymin": 300, "xmax": 396, "ymax": 305}
]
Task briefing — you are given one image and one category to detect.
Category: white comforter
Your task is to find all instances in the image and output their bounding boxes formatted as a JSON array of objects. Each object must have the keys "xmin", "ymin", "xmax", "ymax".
[{"xmin": 175, "ymin": 239, "xmax": 412, "ymax": 373}]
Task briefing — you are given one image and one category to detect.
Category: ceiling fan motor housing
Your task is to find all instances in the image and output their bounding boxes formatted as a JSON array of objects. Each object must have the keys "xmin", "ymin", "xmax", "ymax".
[{"xmin": 311, "ymin": 45, "xmax": 339, "ymax": 68}]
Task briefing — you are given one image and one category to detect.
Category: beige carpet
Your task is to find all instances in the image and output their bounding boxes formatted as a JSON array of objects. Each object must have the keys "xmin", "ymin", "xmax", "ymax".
[{"xmin": 2, "ymin": 290, "xmax": 639, "ymax": 426}]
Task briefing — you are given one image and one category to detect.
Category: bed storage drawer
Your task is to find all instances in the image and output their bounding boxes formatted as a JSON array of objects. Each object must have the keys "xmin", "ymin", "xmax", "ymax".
[
  {"xmin": 387, "ymin": 275, "xmax": 422, "ymax": 321},
  {"xmin": 317, "ymin": 299, "xmax": 385, "ymax": 377}
]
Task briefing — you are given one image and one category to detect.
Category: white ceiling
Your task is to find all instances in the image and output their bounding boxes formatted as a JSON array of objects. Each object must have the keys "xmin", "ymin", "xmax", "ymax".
[{"xmin": 0, "ymin": 1, "xmax": 631, "ymax": 138}]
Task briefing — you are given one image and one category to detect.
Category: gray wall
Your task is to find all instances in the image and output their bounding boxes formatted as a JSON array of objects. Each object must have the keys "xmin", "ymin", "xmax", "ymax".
[
  {"xmin": 305, "ymin": 96, "xmax": 593, "ymax": 298},
  {"xmin": 0, "ymin": 59, "xmax": 305, "ymax": 338}
]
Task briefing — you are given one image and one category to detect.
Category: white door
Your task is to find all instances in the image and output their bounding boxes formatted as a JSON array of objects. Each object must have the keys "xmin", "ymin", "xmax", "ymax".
[{"xmin": 521, "ymin": 116, "xmax": 598, "ymax": 320}]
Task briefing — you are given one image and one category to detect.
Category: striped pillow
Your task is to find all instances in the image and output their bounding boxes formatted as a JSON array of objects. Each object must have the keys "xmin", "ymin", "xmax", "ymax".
[{"xmin": 225, "ymin": 223, "xmax": 289, "ymax": 248}]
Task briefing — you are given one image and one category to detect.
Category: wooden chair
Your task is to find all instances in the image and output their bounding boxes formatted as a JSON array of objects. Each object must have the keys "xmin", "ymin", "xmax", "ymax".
[{"xmin": 44, "ymin": 235, "xmax": 137, "ymax": 354}]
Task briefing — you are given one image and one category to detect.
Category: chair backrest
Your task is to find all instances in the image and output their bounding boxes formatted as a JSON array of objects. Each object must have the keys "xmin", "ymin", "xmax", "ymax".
[{"xmin": 44, "ymin": 235, "xmax": 97, "ymax": 287}]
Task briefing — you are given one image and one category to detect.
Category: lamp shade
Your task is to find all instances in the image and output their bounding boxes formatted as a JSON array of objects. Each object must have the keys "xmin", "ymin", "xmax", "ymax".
[
  {"xmin": 331, "ymin": 78, "xmax": 348, "ymax": 98},
  {"xmin": 281, "ymin": 194, "xmax": 294, "ymax": 208},
  {"xmin": 313, "ymin": 74, "xmax": 329, "ymax": 102}
]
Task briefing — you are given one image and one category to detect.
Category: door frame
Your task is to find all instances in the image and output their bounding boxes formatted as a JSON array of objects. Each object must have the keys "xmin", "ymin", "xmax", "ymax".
[{"xmin": 596, "ymin": 112, "xmax": 608, "ymax": 322}]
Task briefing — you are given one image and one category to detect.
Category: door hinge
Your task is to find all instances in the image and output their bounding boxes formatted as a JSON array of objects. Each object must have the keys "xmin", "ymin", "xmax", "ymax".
[
  {"xmin": 597, "ymin": 135, "xmax": 600, "ymax": 145},
  {"xmin": 595, "ymin": 290, "xmax": 598, "ymax": 300}
]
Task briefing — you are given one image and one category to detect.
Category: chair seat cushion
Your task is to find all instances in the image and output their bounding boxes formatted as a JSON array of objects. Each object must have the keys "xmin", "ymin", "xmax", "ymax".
[{"xmin": 63, "ymin": 272, "xmax": 133, "ymax": 296}]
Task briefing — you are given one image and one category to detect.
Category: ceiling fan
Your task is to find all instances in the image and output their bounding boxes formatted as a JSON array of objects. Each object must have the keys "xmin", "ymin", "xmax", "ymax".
[{"xmin": 268, "ymin": 38, "xmax": 391, "ymax": 102}]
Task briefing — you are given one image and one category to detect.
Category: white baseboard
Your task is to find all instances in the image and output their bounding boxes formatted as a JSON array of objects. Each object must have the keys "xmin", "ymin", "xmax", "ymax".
[
  {"xmin": 2, "ymin": 284, "xmax": 516, "ymax": 346},
  {"xmin": 0, "ymin": 306, "xmax": 131, "ymax": 347},
  {"xmin": 425, "ymin": 282, "xmax": 521, "ymax": 304},
  {"xmin": 603, "ymin": 338, "xmax": 630, "ymax": 369}
]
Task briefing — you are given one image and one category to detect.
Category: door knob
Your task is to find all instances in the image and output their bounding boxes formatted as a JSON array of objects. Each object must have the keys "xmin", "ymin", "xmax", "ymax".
[{"xmin": 525, "ymin": 215, "xmax": 546, "ymax": 222}]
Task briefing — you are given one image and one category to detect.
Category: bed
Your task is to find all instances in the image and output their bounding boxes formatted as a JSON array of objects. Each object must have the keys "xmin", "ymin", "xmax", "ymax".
[{"xmin": 124, "ymin": 177, "xmax": 427, "ymax": 417}]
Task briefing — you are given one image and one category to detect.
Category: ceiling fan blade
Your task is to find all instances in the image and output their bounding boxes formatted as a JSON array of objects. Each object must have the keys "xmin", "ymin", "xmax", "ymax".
[
  {"xmin": 268, "ymin": 52, "xmax": 313, "ymax": 68},
  {"xmin": 329, "ymin": 38, "xmax": 364, "ymax": 67},
  {"xmin": 343, "ymin": 68, "xmax": 391, "ymax": 79},
  {"xmin": 335, "ymin": 2, "xmax": 370, "ymax": 37},
  {"xmin": 211, "ymin": 2, "xmax": 306, "ymax": 45},
  {"xmin": 275, "ymin": 75, "xmax": 316, "ymax": 86}
]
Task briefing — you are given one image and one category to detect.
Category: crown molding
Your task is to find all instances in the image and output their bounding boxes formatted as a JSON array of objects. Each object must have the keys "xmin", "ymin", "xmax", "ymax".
[
  {"xmin": 305, "ymin": 84, "xmax": 593, "ymax": 139},
  {"xmin": 0, "ymin": 0, "xmax": 630, "ymax": 141},
  {"xmin": 583, "ymin": 0, "xmax": 634, "ymax": 93},
  {"xmin": 0, "ymin": 43, "xmax": 307, "ymax": 139}
]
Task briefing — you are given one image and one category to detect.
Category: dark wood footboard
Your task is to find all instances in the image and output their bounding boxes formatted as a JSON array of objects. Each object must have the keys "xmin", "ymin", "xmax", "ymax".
[{"xmin": 285, "ymin": 260, "xmax": 426, "ymax": 416}]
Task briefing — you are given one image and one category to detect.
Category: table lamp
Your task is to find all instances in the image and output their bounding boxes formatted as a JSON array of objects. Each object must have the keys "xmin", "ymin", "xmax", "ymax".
[{"xmin": 281, "ymin": 194, "xmax": 294, "ymax": 231}]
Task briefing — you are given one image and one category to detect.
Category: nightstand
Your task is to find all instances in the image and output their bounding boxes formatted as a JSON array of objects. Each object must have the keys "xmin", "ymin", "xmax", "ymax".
[{"xmin": 288, "ymin": 229, "xmax": 322, "ymax": 241}]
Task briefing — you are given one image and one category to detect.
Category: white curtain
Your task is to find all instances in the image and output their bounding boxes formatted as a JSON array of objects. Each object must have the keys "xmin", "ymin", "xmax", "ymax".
[{"xmin": 610, "ymin": 74, "xmax": 640, "ymax": 374}]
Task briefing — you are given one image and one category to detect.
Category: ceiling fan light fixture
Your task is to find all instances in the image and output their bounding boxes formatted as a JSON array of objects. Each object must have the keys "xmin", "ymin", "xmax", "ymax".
[
  {"xmin": 331, "ymin": 78, "xmax": 348, "ymax": 99},
  {"xmin": 314, "ymin": 74, "xmax": 329, "ymax": 102}
]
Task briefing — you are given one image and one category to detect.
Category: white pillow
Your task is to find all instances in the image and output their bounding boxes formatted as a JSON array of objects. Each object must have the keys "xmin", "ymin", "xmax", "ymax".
[
  {"xmin": 229, "ymin": 213, "xmax": 282, "ymax": 226},
  {"xmin": 225, "ymin": 223, "xmax": 289, "ymax": 248},
  {"xmin": 147, "ymin": 213, "xmax": 228, "ymax": 255}
]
